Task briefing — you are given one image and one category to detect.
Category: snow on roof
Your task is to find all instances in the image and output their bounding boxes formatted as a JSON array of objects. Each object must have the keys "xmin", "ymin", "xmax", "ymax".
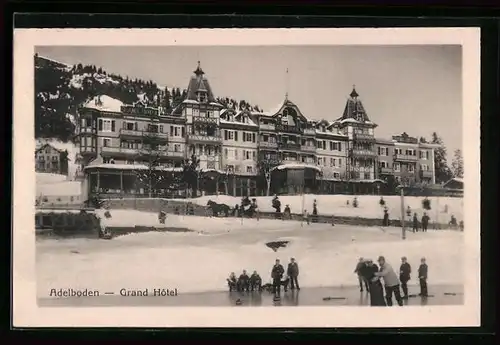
[
  {"xmin": 182, "ymin": 99, "xmax": 199, "ymax": 105},
  {"xmin": 84, "ymin": 163, "xmax": 184, "ymax": 172},
  {"xmin": 259, "ymin": 101, "xmax": 285, "ymax": 117},
  {"xmin": 36, "ymin": 55, "xmax": 71, "ymax": 69},
  {"xmin": 36, "ymin": 181, "xmax": 82, "ymax": 196},
  {"xmin": 219, "ymin": 118, "xmax": 258, "ymax": 127},
  {"xmin": 35, "ymin": 139, "xmax": 78, "ymax": 161},
  {"xmin": 83, "ymin": 95, "xmax": 124, "ymax": 113},
  {"xmin": 271, "ymin": 163, "xmax": 322, "ymax": 173},
  {"xmin": 315, "ymin": 129, "xmax": 347, "ymax": 137}
]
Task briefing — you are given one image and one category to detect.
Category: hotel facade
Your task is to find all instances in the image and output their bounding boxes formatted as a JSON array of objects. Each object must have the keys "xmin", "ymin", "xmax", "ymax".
[{"xmin": 78, "ymin": 63, "xmax": 438, "ymax": 200}]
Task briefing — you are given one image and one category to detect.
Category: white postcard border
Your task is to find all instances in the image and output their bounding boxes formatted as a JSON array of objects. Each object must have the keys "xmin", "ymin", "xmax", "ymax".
[{"xmin": 13, "ymin": 28, "xmax": 481, "ymax": 328}]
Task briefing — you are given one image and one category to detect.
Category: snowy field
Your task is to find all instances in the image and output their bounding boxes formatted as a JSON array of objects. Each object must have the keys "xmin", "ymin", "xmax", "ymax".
[
  {"xmin": 174, "ymin": 194, "xmax": 464, "ymax": 224},
  {"xmin": 37, "ymin": 211, "xmax": 464, "ymax": 298}
]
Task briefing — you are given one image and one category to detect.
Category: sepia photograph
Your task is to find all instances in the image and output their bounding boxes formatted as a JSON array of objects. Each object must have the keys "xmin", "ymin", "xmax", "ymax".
[{"xmin": 13, "ymin": 28, "xmax": 480, "ymax": 328}]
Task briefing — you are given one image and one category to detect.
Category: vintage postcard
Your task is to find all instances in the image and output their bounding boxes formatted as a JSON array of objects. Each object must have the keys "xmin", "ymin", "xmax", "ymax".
[{"xmin": 13, "ymin": 27, "xmax": 480, "ymax": 328}]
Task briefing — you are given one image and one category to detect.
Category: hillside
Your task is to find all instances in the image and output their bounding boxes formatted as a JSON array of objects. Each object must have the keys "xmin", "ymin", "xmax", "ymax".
[{"xmin": 34, "ymin": 54, "xmax": 263, "ymax": 143}]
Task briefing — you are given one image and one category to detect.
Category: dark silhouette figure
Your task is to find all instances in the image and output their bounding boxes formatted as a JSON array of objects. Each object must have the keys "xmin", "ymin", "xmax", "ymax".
[
  {"xmin": 287, "ymin": 258, "xmax": 300, "ymax": 290},
  {"xmin": 399, "ymin": 256, "xmax": 412, "ymax": 299},
  {"xmin": 412, "ymin": 213, "xmax": 419, "ymax": 233},
  {"xmin": 418, "ymin": 258, "xmax": 429, "ymax": 297},
  {"xmin": 271, "ymin": 259, "xmax": 285, "ymax": 296},
  {"xmin": 354, "ymin": 257, "xmax": 369, "ymax": 292},
  {"xmin": 359, "ymin": 259, "xmax": 386, "ymax": 306},
  {"xmin": 421, "ymin": 213, "xmax": 430, "ymax": 232}
]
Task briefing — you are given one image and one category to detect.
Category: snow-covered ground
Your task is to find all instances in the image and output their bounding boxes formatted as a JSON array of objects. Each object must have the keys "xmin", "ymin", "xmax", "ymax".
[
  {"xmin": 37, "ymin": 211, "xmax": 464, "ymax": 296},
  {"xmin": 174, "ymin": 194, "xmax": 464, "ymax": 224},
  {"xmin": 36, "ymin": 172, "xmax": 68, "ymax": 184}
]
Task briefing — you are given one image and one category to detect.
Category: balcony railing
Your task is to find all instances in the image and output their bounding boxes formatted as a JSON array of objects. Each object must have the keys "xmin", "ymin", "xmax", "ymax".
[
  {"xmin": 421, "ymin": 170, "xmax": 433, "ymax": 178},
  {"xmin": 193, "ymin": 116, "xmax": 218, "ymax": 124},
  {"xmin": 101, "ymin": 146, "xmax": 139, "ymax": 155},
  {"xmin": 303, "ymin": 128, "xmax": 316, "ymax": 136},
  {"xmin": 276, "ymin": 124, "xmax": 303, "ymax": 134},
  {"xmin": 259, "ymin": 124, "xmax": 276, "ymax": 131},
  {"xmin": 354, "ymin": 132, "xmax": 376, "ymax": 142},
  {"xmin": 259, "ymin": 141, "xmax": 278, "ymax": 149},
  {"xmin": 394, "ymin": 153, "xmax": 418, "ymax": 162},
  {"xmin": 351, "ymin": 149, "xmax": 377, "ymax": 158},
  {"xmin": 80, "ymin": 127, "xmax": 96, "ymax": 134},
  {"xmin": 379, "ymin": 167, "xmax": 393, "ymax": 175},
  {"xmin": 279, "ymin": 142, "xmax": 301, "ymax": 151},
  {"xmin": 187, "ymin": 134, "xmax": 223, "ymax": 143},
  {"xmin": 120, "ymin": 128, "xmax": 168, "ymax": 140},
  {"xmin": 301, "ymin": 145, "xmax": 317, "ymax": 152},
  {"xmin": 167, "ymin": 151, "xmax": 186, "ymax": 158}
]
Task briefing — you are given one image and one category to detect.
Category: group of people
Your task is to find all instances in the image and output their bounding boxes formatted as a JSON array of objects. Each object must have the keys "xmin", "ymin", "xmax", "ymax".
[
  {"xmin": 354, "ymin": 256, "xmax": 429, "ymax": 307},
  {"xmin": 227, "ymin": 258, "xmax": 300, "ymax": 296}
]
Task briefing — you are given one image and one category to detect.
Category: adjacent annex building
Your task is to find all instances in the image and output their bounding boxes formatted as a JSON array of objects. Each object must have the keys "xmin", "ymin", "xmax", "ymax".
[{"xmin": 77, "ymin": 62, "xmax": 439, "ymax": 200}]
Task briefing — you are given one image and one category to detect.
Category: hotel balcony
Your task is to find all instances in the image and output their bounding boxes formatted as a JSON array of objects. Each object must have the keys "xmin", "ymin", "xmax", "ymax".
[
  {"xmin": 301, "ymin": 145, "xmax": 317, "ymax": 152},
  {"xmin": 279, "ymin": 142, "xmax": 301, "ymax": 151},
  {"xmin": 394, "ymin": 153, "xmax": 418, "ymax": 162},
  {"xmin": 353, "ymin": 132, "xmax": 376, "ymax": 142},
  {"xmin": 79, "ymin": 127, "xmax": 97, "ymax": 134},
  {"xmin": 259, "ymin": 141, "xmax": 278, "ymax": 149},
  {"xmin": 276, "ymin": 124, "xmax": 302, "ymax": 134},
  {"xmin": 80, "ymin": 146, "xmax": 97, "ymax": 156},
  {"xmin": 259, "ymin": 123, "xmax": 276, "ymax": 131},
  {"xmin": 421, "ymin": 170, "xmax": 433, "ymax": 178},
  {"xmin": 101, "ymin": 146, "xmax": 140, "ymax": 157},
  {"xmin": 187, "ymin": 133, "xmax": 223, "ymax": 144},
  {"xmin": 379, "ymin": 167, "xmax": 393, "ymax": 175},
  {"xmin": 351, "ymin": 148, "xmax": 377, "ymax": 158},
  {"xmin": 303, "ymin": 128, "xmax": 316, "ymax": 136},
  {"xmin": 193, "ymin": 116, "xmax": 218, "ymax": 124},
  {"xmin": 120, "ymin": 129, "xmax": 169, "ymax": 142}
]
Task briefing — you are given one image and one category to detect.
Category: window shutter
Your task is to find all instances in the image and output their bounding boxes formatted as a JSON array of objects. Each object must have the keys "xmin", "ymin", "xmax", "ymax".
[
  {"xmin": 338, "ymin": 142, "xmax": 342, "ymax": 151},
  {"xmin": 160, "ymin": 125, "xmax": 164, "ymax": 133},
  {"xmin": 224, "ymin": 130, "xmax": 228, "ymax": 140},
  {"xmin": 426, "ymin": 151, "xmax": 429, "ymax": 160},
  {"xmin": 111, "ymin": 120, "xmax": 115, "ymax": 132},
  {"xmin": 242, "ymin": 132, "xmax": 246, "ymax": 142},
  {"xmin": 252, "ymin": 133, "xmax": 256, "ymax": 142},
  {"xmin": 182, "ymin": 127, "xmax": 186, "ymax": 137},
  {"xmin": 98, "ymin": 119, "xmax": 103, "ymax": 131},
  {"xmin": 170, "ymin": 126, "xmax": 174, "ymax": 136},
  {"xmin": 235, "ymin": 131, "xmax": 238, "ymax": 141}
]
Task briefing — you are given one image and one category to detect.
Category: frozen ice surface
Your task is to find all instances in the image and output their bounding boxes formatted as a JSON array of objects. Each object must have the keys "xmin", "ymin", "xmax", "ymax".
[{"xmin": 37, "ymin": 214, "xmax": 464, "ymax": 298}]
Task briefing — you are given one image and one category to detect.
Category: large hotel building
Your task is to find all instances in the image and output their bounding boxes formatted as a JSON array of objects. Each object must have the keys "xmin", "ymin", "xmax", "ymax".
[{"xmin": 77, "ymin": 62, "xmax": 438, "ymax": 199}]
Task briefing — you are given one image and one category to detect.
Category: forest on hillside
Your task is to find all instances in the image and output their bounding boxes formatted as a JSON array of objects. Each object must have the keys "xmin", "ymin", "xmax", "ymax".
[{"xmin": 34, "ymin": 54, "xmax": 262, "ymax": 142}]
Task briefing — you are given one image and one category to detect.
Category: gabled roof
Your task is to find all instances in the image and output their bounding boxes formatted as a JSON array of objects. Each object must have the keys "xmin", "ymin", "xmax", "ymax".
[
  {"xmin": 35, "ymin": 143, "xmax": 62, "ymax": 154},
  {"xmin": 184, "ymin": 61, "xmax": 217, "ymax": 103},
  {"xmin": 340, "ymin": 86, "xmax": 371, "ymax": 123}
]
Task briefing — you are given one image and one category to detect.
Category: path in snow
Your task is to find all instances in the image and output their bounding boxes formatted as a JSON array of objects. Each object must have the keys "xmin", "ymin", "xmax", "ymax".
[{"xmin": 37, "ymin": 217, "xmax": 464, "ymax": 297}]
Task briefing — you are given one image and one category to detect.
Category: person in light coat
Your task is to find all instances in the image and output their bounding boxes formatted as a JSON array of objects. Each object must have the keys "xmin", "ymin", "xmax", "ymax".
[{"xmin": 375, "ymin": 256, "xmax": 404, "ymax": 306}]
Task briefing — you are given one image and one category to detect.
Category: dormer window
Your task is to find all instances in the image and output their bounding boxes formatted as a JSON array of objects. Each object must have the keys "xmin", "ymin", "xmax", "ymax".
[{"xmin": 197, "ymin": 91, "xmax": 207, "ymax": 103}]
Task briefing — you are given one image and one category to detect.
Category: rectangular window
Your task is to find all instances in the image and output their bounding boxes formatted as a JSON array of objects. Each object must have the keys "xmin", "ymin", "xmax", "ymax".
[
  {"xmin": 224, "ymin": 148, "xmax": 228, "ymax": 159},
  {"xmin": 252, "ymin": 151, "xmax": 256, "ymax": 160},
  {"xmin": 394, "ymin": 163, "xmax": 401, "ymax": 172},
  {"xmin": 234, "ymin": 131, "xmax": 239, "ymax": 141},
  {"xmin": 364, "ymin": 172, "xmax": 371, "ymax": 179},
  {"xmin": 408, "ymin": 164, "xmax": 415, "ymax": 173},
  {"xmin": 333, "ymin": 172, "xmax": 341, "ymax": 179},
  {"xmin": 245, "ymin": 151, "xmax": 251, "ymax": 160},
  {"xmin": 252, "ymin": 133, "xmax": 256, "ymax": 143},
  {"xmin": 174, "ymin": 144, "xmax": 181, "ymax": 152},
  {"xmin": 338, "ymin": 159, "xmax": 342, "ymax": 167},
  {"xmin": 246, "ymin": 166, "xmax": 253, "ymax": 173},
  {"xmin": 234, "ymin": 149, "xmax": 238, "ymax": 159},
  {"xmin": 102, "ymin": 138, "xmax": 111, "ymax": 147}
]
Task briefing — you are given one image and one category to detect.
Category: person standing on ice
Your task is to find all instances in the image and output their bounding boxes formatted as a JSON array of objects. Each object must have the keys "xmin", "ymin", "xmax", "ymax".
[
  {"xmin": 421, "ymin": 213, "xmax": 430, "ymax": 232},
  {"xmin": 361, "ymin": 259, "xmax": 386, "ymax": 306},
  {"xmin": 399, "ymin": 256, "xmax": 412, "ymax": 299},
  {"xmin": 354, "ymin": 257, "xmax": 369, "ymax": 292},
  {"xmin": 271, "ymin": 259, "xmax": 285, "ymax": 296},
  {"xmin": 272, "ymin": 195, "xmax": 281, "ymax": 218},
  {"xmin": 375, "ymin": 256, "xmax": 403, "ymax": 306},
  {"xmin": 412, "ymin": 213, "xmax": 419, "ymax": 233},
  {"xmin": 287, "ymin": 257, "xmax": 300, "ymax": 290},
  {"xmin": 418, "ymin": 257, "xmax": 429, "ymax": 297}
]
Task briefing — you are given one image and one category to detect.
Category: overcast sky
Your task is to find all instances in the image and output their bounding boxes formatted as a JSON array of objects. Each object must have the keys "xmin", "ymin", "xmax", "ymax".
[{"xmin": 37, "ymin": 45, "xmax": 462, "ymax": 159}]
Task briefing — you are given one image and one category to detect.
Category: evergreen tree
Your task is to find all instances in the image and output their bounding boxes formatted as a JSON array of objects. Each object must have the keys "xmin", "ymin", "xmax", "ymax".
[
  {"xmin": 163, "ymin": 87, "xmax": 171, "ymax": 110},
  {"xmin": 431, "ymin": 132, "xmax": 453, "ymax": 184},
  {"xmin": 450, "ymin": 149, "xmax": 464, "ymax": 178}
]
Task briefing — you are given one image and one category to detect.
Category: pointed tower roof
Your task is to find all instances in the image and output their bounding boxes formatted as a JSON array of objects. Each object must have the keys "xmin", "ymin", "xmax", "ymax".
[
  {"xmin": 340, "ymin": 85, "xmax": 371, "ymax": 123},
  {"xmin": 185, "ymin": 61, "xmax": 217, "ymax": 103}
]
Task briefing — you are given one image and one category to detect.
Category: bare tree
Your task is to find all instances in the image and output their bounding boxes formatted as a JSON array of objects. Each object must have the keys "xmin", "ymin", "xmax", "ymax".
[
  {"xmin": 134, "ymin": 120, "xmax": 168, "ymax": 198},
  {"xmin": 258, "ymin": 160, "xmax": 273, "ymax": 196}
]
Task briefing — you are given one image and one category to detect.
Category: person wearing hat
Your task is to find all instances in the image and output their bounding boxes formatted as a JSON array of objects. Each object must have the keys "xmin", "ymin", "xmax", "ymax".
[
  {"xmin": 354, "ymin": 257, "xmax": 369, "ymax": 292},
  {"xmin": 287, "ymin": 257, "xmax": 300, "ymax": 290},
  {"xmin": 361, "ymin": 259, "xmax": 386, "ymax": 306},
  {"xmin": 418, "ymin": 257, "xmax": 429, "ymax": 297},
  {"xmin": 399, "ymin": 256, "xmax": 412, "ymax": 299},
  {"xmin": 375, "ymin": 256, "xmax": 403, "ymax": 306}
]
